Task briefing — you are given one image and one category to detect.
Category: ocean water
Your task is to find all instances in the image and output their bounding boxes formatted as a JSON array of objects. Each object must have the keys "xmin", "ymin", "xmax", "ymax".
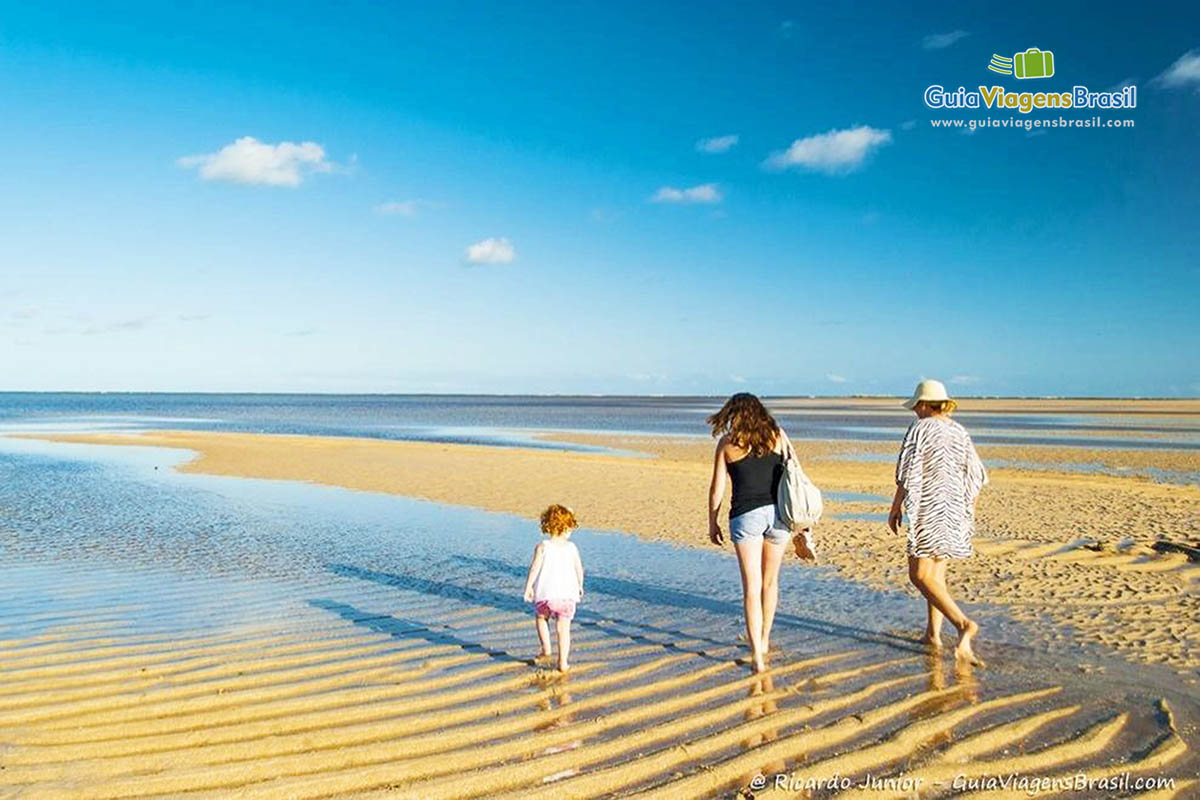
[{"xmin": 0, "ymin": 393, "xmax": 1196, "ymax": 450}]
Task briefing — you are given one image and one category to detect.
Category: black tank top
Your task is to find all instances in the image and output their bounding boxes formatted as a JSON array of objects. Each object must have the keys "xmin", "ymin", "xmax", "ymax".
[{"xmin": 727, "ymin": 449, "xmax": 784, "ymax": 519}]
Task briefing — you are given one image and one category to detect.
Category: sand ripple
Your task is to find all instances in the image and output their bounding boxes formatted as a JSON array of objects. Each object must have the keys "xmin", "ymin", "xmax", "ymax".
[{"xmin": 1, "ymin": 561, "xmax": 1194, "ymax": 799}]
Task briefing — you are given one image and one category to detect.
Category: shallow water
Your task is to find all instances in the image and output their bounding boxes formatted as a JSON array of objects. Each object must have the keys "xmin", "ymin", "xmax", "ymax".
[
  {"xmin": 1, "ymin": 438, "xmax": 1195, "ymax": 797},
  {"xmin": 2, "ymin": 393, "xmax": 1196, "ymax": 450},
  {"xmin": 0, "ymin": 437, "xmax": 921, "ymax": 645}
]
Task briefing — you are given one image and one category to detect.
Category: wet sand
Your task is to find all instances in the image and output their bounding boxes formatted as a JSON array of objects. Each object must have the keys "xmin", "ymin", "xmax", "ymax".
[
  {"xmin": 5, "ymin": 423, "xmax": 1199, "ymax": 798},
  {"xmin": 23, "ymin": 428, "xmax": 1200, "ymax": 673},
  {"xmin": 0, "ymin": 556, "xmax": 1194, "ymax": 799}
]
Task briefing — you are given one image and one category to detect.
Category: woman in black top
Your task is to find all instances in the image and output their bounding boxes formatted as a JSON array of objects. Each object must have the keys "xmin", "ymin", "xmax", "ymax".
[{"xmin": 707, "ymin": 393, "xmax": 810, "ymax": 672}]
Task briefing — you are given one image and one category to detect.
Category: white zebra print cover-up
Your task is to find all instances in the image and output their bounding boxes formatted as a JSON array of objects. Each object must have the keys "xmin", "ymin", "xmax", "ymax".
[{"xmin": 895, "ymin": 416, "xmax": 988, "ymax": 559}]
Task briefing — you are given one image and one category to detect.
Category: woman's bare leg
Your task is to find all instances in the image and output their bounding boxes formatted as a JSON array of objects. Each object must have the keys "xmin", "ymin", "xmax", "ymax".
[
  {"xmin": 924, "ymin": 560, "xmax": 947, "ymax": 648},
  {"xmin": 555, "ymin": 616, "xmax": 572, "ymax": 672},
  {"xmin": 735, "ymin": 539, "xmax": 766, "ymax": 671},
  {"xmin": 908, "ymin": 556, "xmax": 983, "ymax": 665},
  {"xmin": 760, "ymin": 539, "xmax": 787, "ymax": 654}
]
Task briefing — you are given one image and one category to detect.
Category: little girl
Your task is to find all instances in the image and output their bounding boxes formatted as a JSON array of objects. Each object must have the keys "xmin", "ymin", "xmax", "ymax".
[{"xmin": 523, "ymin": 504, "xmax": 584, "ymax": 672}]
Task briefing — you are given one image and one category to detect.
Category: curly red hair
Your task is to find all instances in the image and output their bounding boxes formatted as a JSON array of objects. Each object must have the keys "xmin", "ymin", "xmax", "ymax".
[{"xmin": 540, "ymin": 504, "xmax": 577, "ymax": 536}]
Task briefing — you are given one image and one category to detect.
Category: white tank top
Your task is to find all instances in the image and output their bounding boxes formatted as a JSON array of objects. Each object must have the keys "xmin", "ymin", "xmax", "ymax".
[{"xmin": 532, "ymin": 540, "xmax": 581, "ymax": 602}]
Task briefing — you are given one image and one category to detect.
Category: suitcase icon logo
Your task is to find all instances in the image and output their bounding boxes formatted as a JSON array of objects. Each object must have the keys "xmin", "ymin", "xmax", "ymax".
[
  {"xmin": 987, "ymin": 48, "xmax": 1055, "ymax": 79},
  {"xmin": 1014, "ymin": 48, "xmax": 1054, "ymax": 79}
]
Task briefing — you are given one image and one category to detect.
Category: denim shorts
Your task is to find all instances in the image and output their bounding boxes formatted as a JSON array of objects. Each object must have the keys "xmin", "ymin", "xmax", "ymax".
[{"xmin": 729, "ymin": 504, "xmax": 790, "ymax": 545}]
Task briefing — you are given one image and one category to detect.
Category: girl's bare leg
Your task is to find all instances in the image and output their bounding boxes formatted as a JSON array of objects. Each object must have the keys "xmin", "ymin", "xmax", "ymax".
[
  {"xmin": 908, "ymin": 556, "xmax": 983, "ymax": 666},
  {"xmin": 555, "ymin": 616, "xmax": 572, "ymax": 671},
  {"xmin": 535, "ymin": 615, "xmax": 552, "ymax": 658},
  {"xmin": 735, "ymin": 539, "xmax": 766, "ymax": 672},
  {"xmin": 760, "ymin": 539, "xmax": 787, "ymax": 655}
]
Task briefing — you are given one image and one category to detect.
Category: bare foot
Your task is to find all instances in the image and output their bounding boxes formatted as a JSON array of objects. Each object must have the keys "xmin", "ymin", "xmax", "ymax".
[
  {"xmin": 751, "ymin": 652, "xmax": 767, "ymax": 674},
  {"xmin": 557, "ymin": 660, "xmax": 570, "ymax": 673},
  {"xmin": 922, "ymin": 631, "xmax": 944, "ymax": 651},
  {"xmin": 954, "ymin": 619, "xmax": 985, "ymax": 666}
]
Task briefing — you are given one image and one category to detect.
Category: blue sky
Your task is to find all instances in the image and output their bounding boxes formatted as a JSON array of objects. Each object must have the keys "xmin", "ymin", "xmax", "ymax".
[{"xmin": 1, "ymin": 1, "xmax": 1197, "ymax": 395}]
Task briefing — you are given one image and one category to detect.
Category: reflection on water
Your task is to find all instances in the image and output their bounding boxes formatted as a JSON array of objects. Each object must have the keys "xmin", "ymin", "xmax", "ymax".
[{"xmin": 0, "ymin": 436, "xmax": 927, "ymax": 652}]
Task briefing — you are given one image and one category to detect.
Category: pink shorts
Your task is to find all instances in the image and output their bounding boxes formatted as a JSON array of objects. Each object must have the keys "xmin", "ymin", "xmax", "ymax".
[{"xmin": 534, "ymin": 599, "xmax": 576, "ymax": 620}]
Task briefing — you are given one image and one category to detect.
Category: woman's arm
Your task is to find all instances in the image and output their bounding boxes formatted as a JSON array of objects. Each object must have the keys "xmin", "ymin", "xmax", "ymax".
[
  {"xmin": 891, "ymin": 422, "xmax": 921, "ymax": 533},
  {"xmin": 888, "ymin": 485, "xmax": 906, "ymax": 533},
  {"xmin": 523, "ymin": 542, "xmax": 544, "ymax": 602},
  {"xmin": 708, "ymin": 438, "xmax": 728, "ymax": 545}
]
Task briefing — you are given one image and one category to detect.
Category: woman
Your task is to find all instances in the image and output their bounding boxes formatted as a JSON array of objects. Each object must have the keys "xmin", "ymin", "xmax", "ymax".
[
  {"xmin": 707, "ymin": 393, "xmax": 811, "ymax": 673},
  {"xmin": 888, "ymin": 379, "xmax": 988, "ymax": 665}
]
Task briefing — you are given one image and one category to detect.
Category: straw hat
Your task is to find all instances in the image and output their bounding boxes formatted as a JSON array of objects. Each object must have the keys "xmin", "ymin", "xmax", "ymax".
[{"xmin": 902, "ymin": 379, "xmax": 951, "ymax": 410}]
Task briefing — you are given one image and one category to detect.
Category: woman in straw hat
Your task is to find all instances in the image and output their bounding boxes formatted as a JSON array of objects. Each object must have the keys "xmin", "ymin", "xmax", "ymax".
[{"xmin": 888, "ymin": 379, "xmax": 988, "ymax": 665}]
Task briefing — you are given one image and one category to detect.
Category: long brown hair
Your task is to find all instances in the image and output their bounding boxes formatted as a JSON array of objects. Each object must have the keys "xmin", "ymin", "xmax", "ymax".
[{"xmin": 707, "ymin": 393, "xmax": 780, "ymax": 456}]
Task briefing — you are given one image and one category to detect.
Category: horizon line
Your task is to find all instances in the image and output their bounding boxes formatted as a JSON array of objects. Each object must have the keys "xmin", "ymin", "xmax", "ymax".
[{"xmin": 0, "ymin": 390, "xmax": 1196, "ymax": 401}]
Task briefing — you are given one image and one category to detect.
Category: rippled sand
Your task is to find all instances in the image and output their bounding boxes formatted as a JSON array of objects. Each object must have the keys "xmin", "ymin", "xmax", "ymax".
[{"xmin": 0, "ymin": 558, "xmax": 1194, "ymax": 799}]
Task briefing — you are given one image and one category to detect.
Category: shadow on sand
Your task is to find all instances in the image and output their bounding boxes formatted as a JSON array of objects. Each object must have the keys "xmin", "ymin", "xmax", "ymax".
[
  {"xmin": 325, "ymin": 559, "xmax": 925, "ymax": 658},
  {"xmin": 322, "ymin": 564, "xmax": 734, "ymax": 662}
]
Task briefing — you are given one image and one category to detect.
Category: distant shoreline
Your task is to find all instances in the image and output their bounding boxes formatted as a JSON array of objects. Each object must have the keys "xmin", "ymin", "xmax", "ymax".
[{"xmin": 0, "ymin": 390, "xmax": 1197, "ymax": 403}]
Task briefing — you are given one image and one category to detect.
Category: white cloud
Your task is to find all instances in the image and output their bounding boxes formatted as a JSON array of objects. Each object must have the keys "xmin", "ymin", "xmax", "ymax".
[
  {"xmin": 950, "ymin": 375, "xmax": 982, "ymax": 385},
  {"xmin": 766, "ymin": 126, "xmax": 892, "ymax": 174},
  {"xmin": 696, "ymin": 134, "xmax": 739, "ymax": 154},
  {"xmin": 465, "ymin": 237, "xmax": 516, "ymax": 265},
  {"xmin": 826, "ymin": 373, "xmax": 848, "ymax": 383},
  {"xmin": 779, "ymin": 20, "xmax": 796, "ymax": 39},
  {"xmin": 900, "ymin": 119, "xmax": 917, "ymax": 131},
  {"xmin": 178, "ymin": 136, "xmax": 332, "ymax": 187},
  {"xmin": 922, "ymin": 30, "xmax": 969, "ymax": 50},
  {"xmin": 650, "ymin": 183, "xmax": 723, "ymax": 204},
  {"xmin": 1154, "ymin": 50, "xmax": 1200, "ymax": 90}
]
